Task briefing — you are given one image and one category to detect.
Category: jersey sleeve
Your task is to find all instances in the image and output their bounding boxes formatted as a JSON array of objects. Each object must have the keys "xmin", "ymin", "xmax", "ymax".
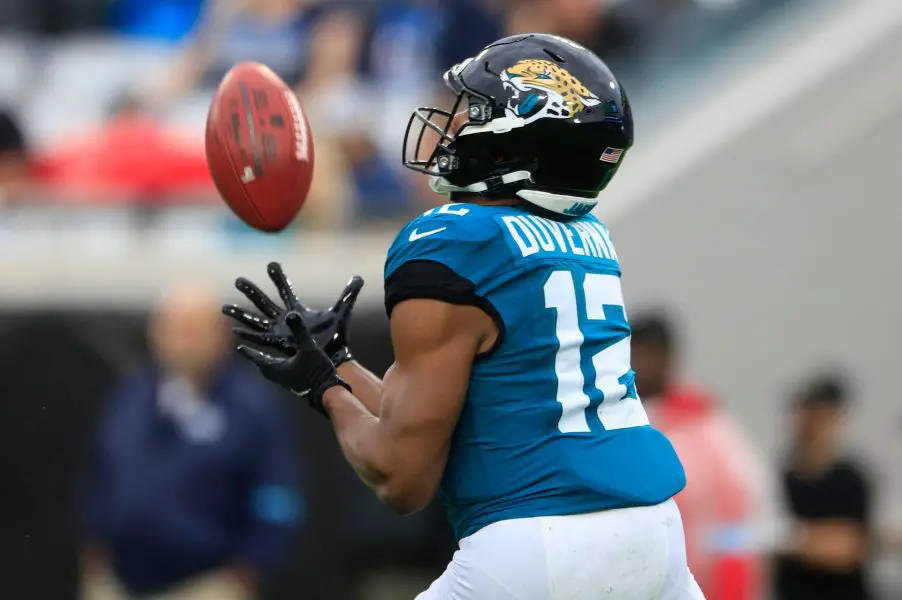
[{"xmin": 383, "ymin": 206, "xmax": 503, "ymax": 327}]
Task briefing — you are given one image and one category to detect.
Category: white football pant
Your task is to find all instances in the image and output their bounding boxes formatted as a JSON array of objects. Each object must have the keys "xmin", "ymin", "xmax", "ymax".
[{"xmin": 416, "ymin": 498, "xmax": 706, "ymax": 600}]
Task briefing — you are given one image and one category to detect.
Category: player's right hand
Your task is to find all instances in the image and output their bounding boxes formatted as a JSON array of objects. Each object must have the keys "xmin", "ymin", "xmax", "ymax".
[
  {"xmin": 221, "ymin": 262, "xmax": 364, "ymax": 366},
  {"xmin": 237, "ymin": 310, "xmax": 350, "ymax": 416}
]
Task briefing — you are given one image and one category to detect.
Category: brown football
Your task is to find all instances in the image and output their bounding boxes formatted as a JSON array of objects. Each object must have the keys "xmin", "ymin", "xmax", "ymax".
[{"xmin": 205, "ymin": 62, "xmax": 314, "ymax": 232}]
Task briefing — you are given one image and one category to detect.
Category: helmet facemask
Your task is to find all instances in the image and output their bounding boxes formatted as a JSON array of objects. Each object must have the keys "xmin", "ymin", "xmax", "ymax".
[
  {"xmin": 401, "ymin": 99, "xmax": 463, "ymax": 179},
  {"xmin": 403, "ymin": 86, "xmax": 534, "ymax": 198},
  {"xmin": 401, "ymin": 60, "xmax": 498, "ymax": 181}
]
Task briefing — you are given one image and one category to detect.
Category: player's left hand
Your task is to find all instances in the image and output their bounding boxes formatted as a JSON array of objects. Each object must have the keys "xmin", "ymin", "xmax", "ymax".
[
  {"xmin": 222, "ymin": 262, "xmax": 364, "ymax": 365},
  {"xmin": 221, "ymin": 262, "xmax": 360, "ymax": 414}
]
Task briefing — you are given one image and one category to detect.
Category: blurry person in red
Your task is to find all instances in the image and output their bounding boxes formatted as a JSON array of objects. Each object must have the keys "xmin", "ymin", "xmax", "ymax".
[
  {"xmin": 774, "ymin": 374, "xmax": 873, "ymax": 600},
  {"xmin": 34, "ymin": 95, "xmax": 214, "ymax": 205},
  {"xmin": 631, "ymin": 312, "xmax": 770, "ymax": 600}
]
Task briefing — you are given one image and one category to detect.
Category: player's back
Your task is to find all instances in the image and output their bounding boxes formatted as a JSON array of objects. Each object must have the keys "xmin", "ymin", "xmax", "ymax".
[{"xmin": 385, "ymin": 203, "xmax": 686, "ymax": 540}]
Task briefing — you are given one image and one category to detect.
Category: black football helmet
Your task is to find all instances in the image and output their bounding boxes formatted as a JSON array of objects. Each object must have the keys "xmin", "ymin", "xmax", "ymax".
[{"xmin": 403, "ymin": 33, "xmax": 634, "ymax": 217}]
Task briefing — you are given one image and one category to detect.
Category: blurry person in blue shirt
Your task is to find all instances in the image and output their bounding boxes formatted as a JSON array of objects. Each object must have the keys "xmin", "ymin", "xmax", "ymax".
[{"xmin": 79, "ymin": 284, "xmax": 303, "ymax": 600}]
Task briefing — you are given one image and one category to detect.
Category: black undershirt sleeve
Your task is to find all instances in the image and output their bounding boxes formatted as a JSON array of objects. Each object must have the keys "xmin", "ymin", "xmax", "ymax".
[{"xmin": 384, "ymin": 260, "xmax": 506, "ymax": 357}]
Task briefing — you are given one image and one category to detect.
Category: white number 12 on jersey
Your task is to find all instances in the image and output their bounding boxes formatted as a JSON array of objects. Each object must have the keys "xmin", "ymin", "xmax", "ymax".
[{"xmin": 544, "ymin": 270, "xmax": 650, "ymax": 434}]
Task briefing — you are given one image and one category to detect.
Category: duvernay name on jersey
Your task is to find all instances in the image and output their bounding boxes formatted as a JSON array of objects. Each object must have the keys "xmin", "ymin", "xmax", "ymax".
[{"xmin": 500, "ymin": 214, "xmax": 618, "ymax": 261}]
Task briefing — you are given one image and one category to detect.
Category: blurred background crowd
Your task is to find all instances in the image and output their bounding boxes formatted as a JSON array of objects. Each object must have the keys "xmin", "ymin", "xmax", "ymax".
[
  {"xmin": 1, "ymin": 0, "xmax": 901, "ymax": 600},
  {"xmin": 1, "ymin": 0, "xmax": 800, "ymax": 227}
]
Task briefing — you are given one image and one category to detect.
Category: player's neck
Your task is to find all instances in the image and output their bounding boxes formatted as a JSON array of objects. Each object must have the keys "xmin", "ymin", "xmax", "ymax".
[{"xmin": 452, "ymin": 193, "xmax": 521, "ymax": 207}]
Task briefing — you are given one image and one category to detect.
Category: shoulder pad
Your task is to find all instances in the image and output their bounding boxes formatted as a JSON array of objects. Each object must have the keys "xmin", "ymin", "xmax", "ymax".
[{"xmin": 385, "ymin": 203, "xmax": 498, "ymax": 279}]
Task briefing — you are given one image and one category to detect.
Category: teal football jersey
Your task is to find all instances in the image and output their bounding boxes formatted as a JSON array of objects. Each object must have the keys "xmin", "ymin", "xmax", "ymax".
[{"xmin": 384, "ymin": 203, "xmax": 686, "ymax": 540}]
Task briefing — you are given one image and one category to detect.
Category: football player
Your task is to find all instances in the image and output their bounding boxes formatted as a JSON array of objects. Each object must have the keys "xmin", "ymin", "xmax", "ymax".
[{"xmin": 223, "ymin": 33, "xmax": 705, "ymax": 600}]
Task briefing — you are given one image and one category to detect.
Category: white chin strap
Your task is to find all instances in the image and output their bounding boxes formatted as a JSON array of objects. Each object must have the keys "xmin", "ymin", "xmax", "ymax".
[
  {"xmin": 429, "ymin": 170, "xmax": 532, "ymax": 195},
  {"xmin": 429, "ymin": 171, "xmax": 599, "ymax": 216}
]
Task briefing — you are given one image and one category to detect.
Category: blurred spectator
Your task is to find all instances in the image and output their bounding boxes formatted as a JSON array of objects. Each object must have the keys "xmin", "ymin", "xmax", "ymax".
[
  {"xmin": 773, "ymin": 374, "xmax": 874, "ymax": 600},
  {"xmin": 0, "ymin": 107, "xmax": 32, "ymax": 206},
  {"xmin": 108, "ymin": 0, "xmax": 207, "ymax": 42},
  {"xmin": 364, "ymin": 0, "xmax": 441, "ymax": 160},
  {"xmin": 632, "ymin": 311, "xmax": 771, "ymax": 600},
  {"xmin": 33, "ymin": 94, "xmax": 214, "ymax": 205},
  {"xmin": 79, "ymin": 284, "xmax": 303, "ymax": 600},
  {"xmin": 0, "ymin": 0, "xmax": 107, "ymax": 34},
  {"xmin": 297, "ymin": 8, "xmax": 413, "ymax": 225},
  {"xmin": 437, "ymin": 0, "xmax": 506, "ymax": 69},
  {"xmin": 505, "ymin": 0, "xmax": 635, "ymax": 64},
  {"xmin": 136, "ymin": 0, "xmax": 329, "ymax": 108}
]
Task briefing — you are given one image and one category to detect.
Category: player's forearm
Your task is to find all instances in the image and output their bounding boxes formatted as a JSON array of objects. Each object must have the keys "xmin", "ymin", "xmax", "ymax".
[
  {"xmin": 337, "ymin": 360, "xmax": 384, "ymax": 415},
  {"xmin": 322, "ymin": 385, "xmax": 391, "ymax": 489},
  {"xmin": 323, "ymin": 384, "xmax": 431, "ymax": 514}
]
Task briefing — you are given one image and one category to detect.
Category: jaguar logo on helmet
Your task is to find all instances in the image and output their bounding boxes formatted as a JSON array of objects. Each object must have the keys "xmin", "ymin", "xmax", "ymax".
[{"xmin": 500, "ymin": 59, "xmax": 601, "ymax": 124}]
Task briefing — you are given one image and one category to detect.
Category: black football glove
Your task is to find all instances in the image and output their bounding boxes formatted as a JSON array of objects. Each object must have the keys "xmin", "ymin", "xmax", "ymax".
[
  {"xmin": 222, "ymin": 262, "xmax": 364, "ymax": 366},
  {"xmin": 221, "ymin": 263, "xmax": 363, "ymax": 414},
  {"xmin": 238, "ymin": 311, "xmax": 350, "ymax": 415}
]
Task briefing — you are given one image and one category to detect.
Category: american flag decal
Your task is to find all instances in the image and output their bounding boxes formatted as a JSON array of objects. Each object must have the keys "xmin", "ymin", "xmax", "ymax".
[{"xmin": 600, "ymin": 147, "xmax": 624, "ymax": 163}]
